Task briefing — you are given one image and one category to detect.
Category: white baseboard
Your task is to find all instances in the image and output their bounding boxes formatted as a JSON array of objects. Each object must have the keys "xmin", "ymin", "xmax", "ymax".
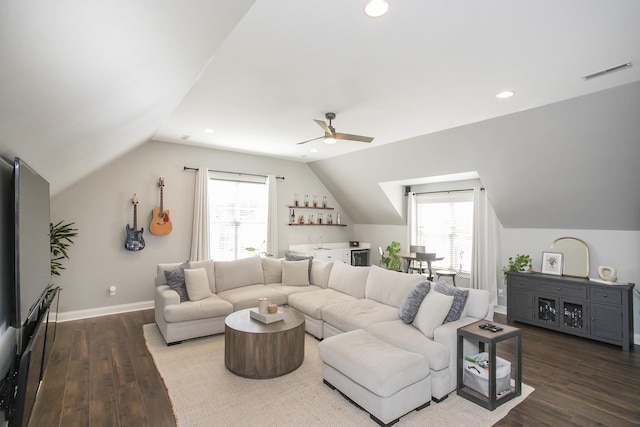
[
  {"xmin": 493, "ymin": 305, "xmax": 506, "ymax": 315},
  {"xmin": 56, "ymin": 300, "xmax": 154, "ymax": 323}
]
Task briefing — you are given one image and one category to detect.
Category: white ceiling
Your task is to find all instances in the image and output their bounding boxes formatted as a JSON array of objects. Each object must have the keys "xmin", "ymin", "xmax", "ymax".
[{"xmin": 1, "ymin": 0, "xmax": 640, "ymax": 195}]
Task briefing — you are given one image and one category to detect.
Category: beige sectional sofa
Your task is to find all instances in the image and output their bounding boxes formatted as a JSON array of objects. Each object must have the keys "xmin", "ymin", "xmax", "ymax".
[{"xmin": 153, "ymin": 256, "xmax": 493, "ymax": 402}]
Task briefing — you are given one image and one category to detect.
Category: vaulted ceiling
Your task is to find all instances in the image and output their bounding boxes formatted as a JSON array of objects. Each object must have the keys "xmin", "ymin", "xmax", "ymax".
[{"xmin": 1, "ymin": 1, "xmax": 639, "ymax": 230}]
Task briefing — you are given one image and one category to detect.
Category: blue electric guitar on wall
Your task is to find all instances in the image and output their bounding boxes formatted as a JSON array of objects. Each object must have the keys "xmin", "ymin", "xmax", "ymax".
[{"xmin": 125, "ymin": 193, "xmax": 145, "ymax": 251}]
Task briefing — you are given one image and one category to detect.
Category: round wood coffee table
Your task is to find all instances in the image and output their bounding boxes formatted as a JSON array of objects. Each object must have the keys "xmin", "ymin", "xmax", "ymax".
[{"xmin": 224, "ymin": 307, "xmax": 305, "ymax": 379}]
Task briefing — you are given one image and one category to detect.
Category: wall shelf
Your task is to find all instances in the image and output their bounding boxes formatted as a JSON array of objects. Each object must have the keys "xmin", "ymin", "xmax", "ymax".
[
  {"xmin": 288, "ymin": 205, "xmax": 334, "ymax": 210},
  {"xmin": 288, "ymin": 224, "xmax": 346, "ymax": 227}
]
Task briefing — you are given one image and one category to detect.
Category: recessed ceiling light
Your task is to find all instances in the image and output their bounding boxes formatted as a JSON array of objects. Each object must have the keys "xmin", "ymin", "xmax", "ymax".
[
  {"xmin": 310, "ymin": 148, "xmax": 318, "ymax": 153},
  {"xmin": 324, "ymin": 136, "xmax": 337, "ymax": 144},
  {"xmin": 203, "ymin": 128, "xmax": 215, "ymax": 134},
  {"xmin": 365, "ymin": 0, "xmax": 389, "ymax": 17},
  {"xmin": 496, "ymin": 90, "xmax": 515, "ymax": 99}
]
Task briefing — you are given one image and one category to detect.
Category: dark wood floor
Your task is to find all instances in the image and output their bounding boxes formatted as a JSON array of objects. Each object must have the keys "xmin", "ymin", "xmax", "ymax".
[{"xmin": 29, "ymin": 310, "xmax": 639, "ymax": 426}]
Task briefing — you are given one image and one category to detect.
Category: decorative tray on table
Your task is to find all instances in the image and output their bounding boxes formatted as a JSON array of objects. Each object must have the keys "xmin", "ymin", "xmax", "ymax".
[{"xmin": 249, "ymin": 308, "xmax": 284, "ymax": 324}]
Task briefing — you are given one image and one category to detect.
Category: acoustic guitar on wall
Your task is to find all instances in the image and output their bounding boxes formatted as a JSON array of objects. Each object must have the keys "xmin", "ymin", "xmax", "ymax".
[
  {"xmin": 150, "ymin": 177, "xmax": 173, "ymax": 235},
  {"xmin": 125, "ymin": 194, "xmax": 145, "ymax": 251}
]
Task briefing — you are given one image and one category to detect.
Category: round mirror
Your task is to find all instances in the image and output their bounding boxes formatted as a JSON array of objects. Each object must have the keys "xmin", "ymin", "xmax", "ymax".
[{"xmin": 550, "ymin": 237, "xmax": 589, "ymax": 278}]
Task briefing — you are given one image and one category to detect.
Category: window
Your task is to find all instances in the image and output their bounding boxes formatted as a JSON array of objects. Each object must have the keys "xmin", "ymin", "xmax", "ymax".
[
  {"xmin": 412, "ymin": 191, "xmax": 473, "ymax": 273},
  {"xmin": 208, "ymin": 175, "xmax": 268, "ymax": 261}
]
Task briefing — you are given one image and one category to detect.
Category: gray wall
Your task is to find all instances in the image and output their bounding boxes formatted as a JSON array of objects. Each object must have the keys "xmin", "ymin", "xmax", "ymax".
[{"xmin": 50, "ymin": 140, "xmax": 354, "ymax": 316}]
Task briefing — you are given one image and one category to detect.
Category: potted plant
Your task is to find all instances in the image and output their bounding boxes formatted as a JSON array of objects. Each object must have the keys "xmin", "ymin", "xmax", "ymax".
[
  {"xmin": 50, "ymin": 220, "xmax": 78, "ymax": 280},
  {"xmin": 502, "ymin": 254, "xmax": 532, "ymax": 278},
  {"xmin": 381, "ymin": 241, "xmax": 402, "ymax": 271}
]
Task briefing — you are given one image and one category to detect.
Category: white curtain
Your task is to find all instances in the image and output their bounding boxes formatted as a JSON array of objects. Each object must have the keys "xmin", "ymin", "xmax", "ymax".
[
  {"xmin": 406, "ymin": 191, "xmax": 416, "ymax": 249},
  {"xmin": 190, "ymin": 167, "xmax": 210, "ymax": 261},
  {"xmin": 471, "ymin": 186, "xmax": 500, "ymax": 306},
  {"xmin": 266, "ymin": 175, "xmax": 278, "ymax": 257}
]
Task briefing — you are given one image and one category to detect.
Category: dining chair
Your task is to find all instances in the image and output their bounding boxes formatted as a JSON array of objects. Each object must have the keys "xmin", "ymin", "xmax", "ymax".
[
  {"xmin": 408, "ymin": 245, "xmax": 426, "ymax": 273},
  {"xmin": 435, "ymin": 250, "xmax": 464, "ymax": 287}
]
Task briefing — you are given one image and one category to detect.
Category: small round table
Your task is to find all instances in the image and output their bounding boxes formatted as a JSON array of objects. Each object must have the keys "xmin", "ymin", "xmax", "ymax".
[{"xmin": 224, "ymin": 307, "xmax": 305, "ymax": 379}]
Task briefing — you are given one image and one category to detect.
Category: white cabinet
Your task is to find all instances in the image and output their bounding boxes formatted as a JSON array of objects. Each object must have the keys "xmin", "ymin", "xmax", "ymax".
[{"xmin": 312, "ymin": 249, "xmax": 351, "ymax": 264}]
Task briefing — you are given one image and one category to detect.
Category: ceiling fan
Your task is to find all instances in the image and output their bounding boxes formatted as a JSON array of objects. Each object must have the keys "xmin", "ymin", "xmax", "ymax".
[{"xmin": 296, "ymin": 112, "xmax": 374, "ymax": 145}]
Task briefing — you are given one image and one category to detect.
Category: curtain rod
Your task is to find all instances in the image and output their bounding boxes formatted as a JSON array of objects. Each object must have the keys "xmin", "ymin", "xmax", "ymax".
[
  {"xmin": 183, "ymin": 166, "xmax": 284, "ymax": 180},
  {"xmin": 406, "ymin": 187, "xmax": 484, "ymax": 196}
]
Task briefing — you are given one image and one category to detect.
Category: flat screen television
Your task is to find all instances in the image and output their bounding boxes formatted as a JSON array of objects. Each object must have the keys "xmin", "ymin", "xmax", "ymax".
[{"xmin": 12, "ymin": 158, "xmax": 51, "ymax": 334}]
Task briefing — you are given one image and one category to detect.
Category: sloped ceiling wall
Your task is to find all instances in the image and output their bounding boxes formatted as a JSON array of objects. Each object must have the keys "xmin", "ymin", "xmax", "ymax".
[{"xmin": 309, "ymin": 81, "xmax": 640, "ymax": 231}]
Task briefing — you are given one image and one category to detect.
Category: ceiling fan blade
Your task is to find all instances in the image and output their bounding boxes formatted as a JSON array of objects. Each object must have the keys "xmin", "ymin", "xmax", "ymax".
[
  {"xmin": 335, "ymin": 133, "xmax": 374, "ymax": 143},
  {"xmin": 296, "ymin": 135, "xmax": 323, "ymax": 145},
  {"xmin": 314, "ymin": 119, "xmax": 334, "ymax": 136}
]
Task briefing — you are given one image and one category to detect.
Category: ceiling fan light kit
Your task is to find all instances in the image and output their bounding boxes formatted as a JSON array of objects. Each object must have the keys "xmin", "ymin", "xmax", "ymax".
[{"xmin": 365, "ymin": 0, "xmax": 389, "ymax": 17}]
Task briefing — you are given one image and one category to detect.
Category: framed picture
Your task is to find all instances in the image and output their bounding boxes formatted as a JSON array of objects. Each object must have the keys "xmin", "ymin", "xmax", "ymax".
[{"xmin": 541, "ymin": 251, "xmax": 563, "ymax": 275}]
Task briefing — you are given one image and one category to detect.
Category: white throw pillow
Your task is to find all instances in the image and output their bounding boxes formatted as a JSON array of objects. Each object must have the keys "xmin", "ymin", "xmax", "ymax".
[
  {"xmin": 412, "ymin": 290, "xmax": 455, "ymax": 339},
  {"xmin": 282, "ymin": 260, "xmax": 310, "ymax": 286},
  {"xmin": 184, "ymin": 268, "xmax": 213, "ymax": 301}
]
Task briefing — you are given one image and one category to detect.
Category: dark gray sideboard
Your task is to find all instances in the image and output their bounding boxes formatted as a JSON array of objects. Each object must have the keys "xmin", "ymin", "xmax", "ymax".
[{"xmin": 506, "ymin": 272, "xmax": 635, "ymax": 351}]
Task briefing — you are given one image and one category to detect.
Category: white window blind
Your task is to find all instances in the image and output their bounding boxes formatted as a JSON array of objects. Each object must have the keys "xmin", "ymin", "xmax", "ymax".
[
  {"xmin": 208, "ymin": 174, "xmax": 267, "ymax": 261},
  {"xmin": 413, "ymin": 191, "xmax": 473, "ymax": 273}
]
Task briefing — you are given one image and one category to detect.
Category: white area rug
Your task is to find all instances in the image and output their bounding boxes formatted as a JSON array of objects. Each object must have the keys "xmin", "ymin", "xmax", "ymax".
[{"xmin": 143, "ymin": 324, "xmax": 533, "ymax": 427}]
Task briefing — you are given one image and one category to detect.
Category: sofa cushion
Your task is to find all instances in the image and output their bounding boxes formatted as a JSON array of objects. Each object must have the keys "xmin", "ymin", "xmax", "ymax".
[
  {"xmin": 434, "ymin": 280, "xmax": 469, "ymax": 323},
  {"xmin": 365, "ymin": 265, "xmax": 424, "ymax": 308},
  {"xmin": 217, "ymin": 284, "xmax": 288, "ymax": 311},
  {"xmin": 398, "ymin": 281, "xmax": 431, "ymax": 324},
  {"xmin": 163, "ymin": 261, "xmax": 190, "ymax": 302},
  {"xmin": 368, "ymin": 320, "xmax": 450, "ymax": 371},
  {"xmin": 266, "ymin": 283, "xmax": 323, "ymax": 297},
  {"xmin": 188, "ymin": 259, "xmax": 216, "ymax": 293},
  {"xmin": 285, "ymin": 253, "xmax": 313, "ymax": 280},
  {"xmin": 282, "ymin": 260, "xmax": 310, "ymax": 286},
  {"xmin": 262, "ymin": 257, "xmax": 282, "ymax": 284},
  {"xmin": 327, "ymin": 262, "xmax": 370, "ymax": 299},
  {"xmin": 413, "ymin": 291, "xmax": 454, "ymax": 339},
  {"xmin": 288, "ymin": 289, "xmax": 357, "ymax": 319},
  {"xmin": 184, "ymin": 268, "xmax": 213, "ymax": 301},
  {"xmin": 310, "ymin": 259, "xmax": 333, "ymax": 288},
  {"xmin": 461, "ymin": 288, "xmax": 491, "ymax": 319},
  {"xmin": 318, "ymin": 330, "xmax": 429, "ymax": 398},
  {"xmin": 322, "ymin": 299, "xmax": 399, "ymax": 333},
  {"xmin": 163, "ymin": 294, "xmax": 233, "ymax": 323},
  {"xmin": 214, "ymin": 257, "xmax": 264, "ymax": 292}
]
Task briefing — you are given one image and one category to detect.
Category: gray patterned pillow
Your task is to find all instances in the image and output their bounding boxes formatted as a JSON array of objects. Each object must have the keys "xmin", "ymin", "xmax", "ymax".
[
  {"xmin": 435, "ymin": 279, "xmax": 469, "ymax": 323},
  {"xmin": 398, "ymin": 281, "xmax": 431, "ymax": 324},
  {"xmin": 164, "ymin": 261, "xmax": 190, "ymax": 303}
]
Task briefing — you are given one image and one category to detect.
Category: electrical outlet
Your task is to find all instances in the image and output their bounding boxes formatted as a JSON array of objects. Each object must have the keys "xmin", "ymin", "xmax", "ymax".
[{"xmin": 109, "ymin": 285, "xmax": 117, "ymax": 296}]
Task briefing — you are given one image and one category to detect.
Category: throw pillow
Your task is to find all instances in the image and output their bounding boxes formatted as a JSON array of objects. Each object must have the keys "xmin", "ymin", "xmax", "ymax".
[
  {"xmin": 412, "ymin": 290, "xmax": 454, "ymax": 339},
  {"xmin": 435, "ymin": 280, "xmax": 469, "ymax": 323},
  {"xmin": 164, "ymin": 261, "xmax": 190, "ymax": 303},
  {"xmin": 184, "ymin": 267, "xmax": 213, "ymax": 301},
  {"xmin": 285, "ymin": 253, "xmax": 313, "ymax": 280},
  {"xmin": 282, "ymin": 260, "xmax": 310, "ymax": 286},
  {"xmin": 398, "ymin": 281, "xmax": 431, "ymax": 324}
]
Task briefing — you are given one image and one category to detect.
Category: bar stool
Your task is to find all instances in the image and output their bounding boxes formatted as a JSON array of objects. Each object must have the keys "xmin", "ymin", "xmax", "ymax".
[{"xmin": 435, "ymin": 250, "xmax": 463, "ymax": 287}]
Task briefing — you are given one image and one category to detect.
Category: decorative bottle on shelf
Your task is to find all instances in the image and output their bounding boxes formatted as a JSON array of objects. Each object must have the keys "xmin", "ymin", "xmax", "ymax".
[
  {"xmin": 294, "ymin": 193, "xmax": 299, "ymax": 207},
  {"xmin": 304, "ymin": 194, "xmax": 309, "ymax": 207},
  {"xmin": 299, "ymin": 214, "xmax": 304, "ymax": 224},
  {"xmin": 336, "ymin": 213, "xmax": 341, "ymax": 224},
  {"xmin": 318, "ymin": 213, "xmax": 323, "ymax": 224},
  {"xmin": 313, "ymin": 195, "xmax": 318, "ymax": 208},
  {"xmin": 322, "ymin": 195, "xmax": 327, "ymax": 208},
  {"xmin": 290, "ymin": 209, "xmax": 295, "ymax": 224},
  {"xmin": 328, "ymin": 213, "xmax": 333, "ymax": 224}
]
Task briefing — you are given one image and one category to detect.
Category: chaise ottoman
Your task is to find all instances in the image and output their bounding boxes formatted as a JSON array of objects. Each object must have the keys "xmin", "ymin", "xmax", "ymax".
[{"xmin": 318, "ymin": 329, "xmax": 431, "ymax": 426}]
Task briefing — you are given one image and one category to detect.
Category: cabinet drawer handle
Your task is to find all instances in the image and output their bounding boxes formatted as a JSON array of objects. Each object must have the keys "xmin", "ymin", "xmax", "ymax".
[
  {"xmin": 602, "ymin": 294, "xmax": 607, "ymax": 298},
  {"xmin": 557, "ymin": 287, "xmax": 561, "ymax": 291}
]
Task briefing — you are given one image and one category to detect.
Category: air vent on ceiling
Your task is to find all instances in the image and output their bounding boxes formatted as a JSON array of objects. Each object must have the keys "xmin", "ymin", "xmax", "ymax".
[{"xmin": 583, "ymin": 62, "xmax": 632, "ymax": 80}]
